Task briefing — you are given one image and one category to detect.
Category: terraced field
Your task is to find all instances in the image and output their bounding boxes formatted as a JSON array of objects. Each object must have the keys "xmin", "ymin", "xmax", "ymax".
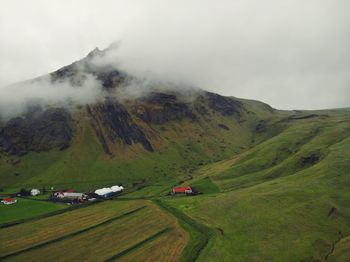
[{"xmin": 0, "ymin": 200, "xmax": 187, "ymax": 262}]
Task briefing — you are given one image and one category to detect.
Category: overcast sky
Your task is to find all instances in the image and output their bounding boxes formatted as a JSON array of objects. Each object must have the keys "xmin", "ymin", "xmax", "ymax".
[{"xmin": 0, "ymin": 0, "xmax": 349, "ymax": 110}]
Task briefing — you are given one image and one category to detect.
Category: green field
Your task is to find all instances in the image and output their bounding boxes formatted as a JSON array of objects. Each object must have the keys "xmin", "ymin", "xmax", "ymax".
[
  {"xmin": 0, "ymin": 198, "xmax": 66, "ymax": 225},
  {"xmin": 0, "ymin": 200, "xmax": 187, "ymax": 262}
]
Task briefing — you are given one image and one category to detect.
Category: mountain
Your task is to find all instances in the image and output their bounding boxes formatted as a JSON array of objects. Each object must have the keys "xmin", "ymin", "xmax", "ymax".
[
  {"xmin": 0, "ymin": 47, "xmax": 282, "ymax": 189},
  {"xmin": 0, "ymin": 47, "xmax": 350, "ymax": 261}
]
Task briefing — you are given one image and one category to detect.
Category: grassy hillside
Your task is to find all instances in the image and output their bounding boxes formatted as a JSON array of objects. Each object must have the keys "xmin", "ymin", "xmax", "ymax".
[{"xmin": 161, "ymin": 109, "xmax": 350, "ymax": 261}]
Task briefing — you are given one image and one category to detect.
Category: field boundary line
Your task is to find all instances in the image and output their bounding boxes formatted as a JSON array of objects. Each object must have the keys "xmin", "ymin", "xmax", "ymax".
[
  {"xmin": 325, "ymin": 232, "xmax": 346, "ymax": 261},
  {"xmin": 152, "ymin": 199, "xmax": 214, "ymax": 262},
  {"xmin": 0, "ymin": 201, "xmax": 101, "ymax": 229},
  {"xmin": 105, "ymin": 227, "xmax": 171, "ymax": 262},
  {"xmin": 0, "ymin": 205, "xmax": 147, "ymax": 260}
]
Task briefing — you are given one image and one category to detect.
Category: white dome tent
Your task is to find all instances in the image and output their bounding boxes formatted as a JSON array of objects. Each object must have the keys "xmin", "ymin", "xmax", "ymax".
[{"xmin": 94, "ymin": 185, "xmax": 124, "ymax": 198}]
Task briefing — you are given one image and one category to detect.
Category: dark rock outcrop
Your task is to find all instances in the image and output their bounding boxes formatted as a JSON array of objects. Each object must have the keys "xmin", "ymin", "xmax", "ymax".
[
  {"xmin": 88, "ymin": 98, "xmax": 153, "ymax": 152},
  {"xmin": 86, "ymin": 106, "xmax": 112, "ymax": 155},
  {"xmin": 132, "ymin": 92, "xmax": 197, "ymax": 124},
  {"xmin": 0, "ymin": 108, "xmax": 73, "ymax": 156},
  {"xmin": 206, "ymin": 92, "xmax": 243, "ymax": 116},
  {"xmin": 255, "ymin": 120, "xmax": 266, "ymax": 133},
  {"xmin": 300, "ymin": 154, "xmax": 320, "ymax": 166}
]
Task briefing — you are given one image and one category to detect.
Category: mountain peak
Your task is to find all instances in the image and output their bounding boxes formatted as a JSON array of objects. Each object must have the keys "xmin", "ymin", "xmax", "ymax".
[{"xmin": 86, "ymin": 47, "xmax": 104, "ymax": 59}]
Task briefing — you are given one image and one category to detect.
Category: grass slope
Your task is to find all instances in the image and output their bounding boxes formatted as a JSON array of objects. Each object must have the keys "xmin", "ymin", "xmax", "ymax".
[{"xmin": 162, "ymin": 110, "xmax": 350, "ymax": 261}]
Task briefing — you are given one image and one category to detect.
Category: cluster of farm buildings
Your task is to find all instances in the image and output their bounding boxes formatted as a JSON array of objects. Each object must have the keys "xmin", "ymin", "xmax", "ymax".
[
  {"xmin": 0, "ymin": 185, "xmax": 124, "ymax": 205},
  {"xmin": 1, "ymin": 184, "xmax": 197, "ymax": 205},
  {"xmin": 52, "ymin": 185, "xmax": 124, "ymax": 203}
]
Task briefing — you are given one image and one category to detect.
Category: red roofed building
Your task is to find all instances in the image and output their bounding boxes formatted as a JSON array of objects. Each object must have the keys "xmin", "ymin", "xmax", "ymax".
[
  {"xmin": 1, "ymin": 198, "xmax": 17, "ymax": 205},
  {"xmin": 172, "ymin": 186, "xmax": 193, "ymax": 195}
]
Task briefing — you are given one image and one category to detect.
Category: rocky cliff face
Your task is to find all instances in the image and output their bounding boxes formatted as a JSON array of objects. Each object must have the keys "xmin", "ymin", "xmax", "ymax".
[
  {"xmin": 131, "ymin": 92, "xmax": 197, "ymax": 124},
  {"xmin": 87, "ymin": 98, "xmax": 153, "ymax": 153},
  {"xmin": 206, "ymin": 92, "xmax": 243, "ymax": 116},
  {"xmin": 0, "ymin": 88, "xmax": 248, "ymax": 157},
  {"xmin": 0, "ymin": 108, "xmax": 73, "ymax": 156}
]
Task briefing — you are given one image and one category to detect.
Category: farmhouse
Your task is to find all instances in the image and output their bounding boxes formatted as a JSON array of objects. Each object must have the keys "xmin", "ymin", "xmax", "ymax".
[
  {"xmin": 172, "ymin": 186, "xmax": 193, "ymax": 195},
  {"xmin": 1, "ymin": 198, "xmax": 17, "ymax": 205}
]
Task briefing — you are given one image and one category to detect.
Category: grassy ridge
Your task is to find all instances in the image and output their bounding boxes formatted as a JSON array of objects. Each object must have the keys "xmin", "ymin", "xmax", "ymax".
[
  {"xmin": 193, "ymin": 115, "xmax": 350, "ymax": 192},
  {"xmin": 328, "ymin": 235, "xmax": 350, "ymax": 261},
  {"xmin": 162, "ymin": 113, "xmax": 350, "ymax": 261}
]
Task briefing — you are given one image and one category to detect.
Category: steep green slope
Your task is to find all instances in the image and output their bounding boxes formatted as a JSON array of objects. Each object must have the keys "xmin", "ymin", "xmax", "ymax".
[{"xmin": 162, "ymin": 109, "xmax": 350, "ymax": 261}]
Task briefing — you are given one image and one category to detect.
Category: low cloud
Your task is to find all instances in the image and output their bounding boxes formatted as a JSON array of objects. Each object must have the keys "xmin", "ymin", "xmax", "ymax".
[
  {"xmin": 0, "ymin": 73, "xmax": 103, "ymax": 120},
  {"xmin": 0, "ymin": 0, "xmax": 349, "ymax": 110}
]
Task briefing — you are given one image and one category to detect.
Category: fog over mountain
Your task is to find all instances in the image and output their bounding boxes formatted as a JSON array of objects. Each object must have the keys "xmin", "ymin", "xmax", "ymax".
[{"xmin": 0, "ymin": 0, "xmax": 349, "ymax": 110}]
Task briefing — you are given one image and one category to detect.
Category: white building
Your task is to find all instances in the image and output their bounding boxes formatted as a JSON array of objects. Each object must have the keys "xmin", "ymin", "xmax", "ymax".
[
  {"xmin": 54, "ymin": 192, "xmax": 85, "ymax": 200},
  {"xmin": 94, "ymin": 185, "xmax": 124, "ymax": 198},
  {"xmin": 30, "ymin": 189, "xmax": 41, "ymax": 196}
]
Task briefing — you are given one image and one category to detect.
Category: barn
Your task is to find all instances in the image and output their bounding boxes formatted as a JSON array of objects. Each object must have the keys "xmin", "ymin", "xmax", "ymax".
[{"xmin": 172, "ymin": 186, "xmax": 193, "ymax": 195}]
